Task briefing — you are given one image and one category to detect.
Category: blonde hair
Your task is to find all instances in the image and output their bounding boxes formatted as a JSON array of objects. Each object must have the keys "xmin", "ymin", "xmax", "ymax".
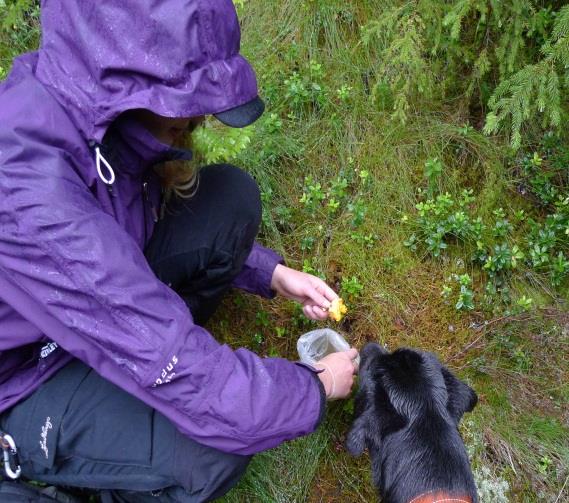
[{"xmin": 159, "ymin": 133, "xmax": 199, "ymax": 201}]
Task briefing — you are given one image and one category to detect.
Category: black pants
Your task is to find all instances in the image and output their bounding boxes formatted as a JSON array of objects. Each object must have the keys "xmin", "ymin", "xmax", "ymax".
[{"xmin": 0, "ymin": 164, "xmax": 262, "ymax": 502}]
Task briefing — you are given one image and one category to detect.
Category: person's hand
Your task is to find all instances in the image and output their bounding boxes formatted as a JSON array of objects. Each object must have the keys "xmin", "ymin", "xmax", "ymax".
[
  {"xmin": 270, "ymin": 264, "xmax": 338, "ymax": 320},
  {"xmin": 314, "ymin": 348, "xmax": 359, "ymax": 400}
]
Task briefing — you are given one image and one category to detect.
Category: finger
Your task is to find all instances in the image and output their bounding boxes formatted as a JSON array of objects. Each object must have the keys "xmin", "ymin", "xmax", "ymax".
[
  {"xmin": 347, "ymin": 348, "xmax": 359, "ymax": 374},
  {"xmin": 312, "ymin": 279, "xmax": 339, "ymax": 303},
  {"xmin": 304, "ymin": 301, "xmax": 329, "ymax": 320},
  {"xmin": 310, "ymin": 304, "xmax": 326, "ymax": 320},
  {"xmin": 303, "ymin": 285, "xmax": 332, "ymax": 311},
  {"xmin": 346, "ymin": 348, "xmax": 359, "ymax": 360},
  {"xmin": 302, "ymin": 304, "xmax": 321, "ymax": 321}
]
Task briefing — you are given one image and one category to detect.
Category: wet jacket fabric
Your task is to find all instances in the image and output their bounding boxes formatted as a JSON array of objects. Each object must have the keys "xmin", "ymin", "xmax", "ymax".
[{"xmin": 0, "ymin": 0, "xmax": 323, "ymax": 455}]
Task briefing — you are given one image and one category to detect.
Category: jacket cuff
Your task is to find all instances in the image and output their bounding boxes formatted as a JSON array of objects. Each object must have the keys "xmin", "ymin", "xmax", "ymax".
[
  {"xmin": 232, "ymin": 242, "xmax": 285, "ymax": 299},
  {"xmin": 294, "ymin": 362, "xmax": 327, "ymax": 430}
]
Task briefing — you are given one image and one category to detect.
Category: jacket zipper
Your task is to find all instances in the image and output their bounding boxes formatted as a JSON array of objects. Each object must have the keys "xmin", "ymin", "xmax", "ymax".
[{"xmin": 142, "ymin": 181, "xmax": 159, "ymax": 223}]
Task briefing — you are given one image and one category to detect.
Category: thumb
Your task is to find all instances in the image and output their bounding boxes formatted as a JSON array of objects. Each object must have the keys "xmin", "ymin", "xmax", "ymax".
[
  {"xmin": 346, "ymin": 348, "xmax": 359, "ymax": 374},
  {"xmin": 346, "ymin": 348, "xmax": 359, "ymax": 360}
]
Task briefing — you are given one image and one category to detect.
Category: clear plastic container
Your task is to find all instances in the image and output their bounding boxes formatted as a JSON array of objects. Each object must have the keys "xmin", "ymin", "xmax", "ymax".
[{"xmin": 297, "ymin": 328, "xmax": 360, "ymax": 366}]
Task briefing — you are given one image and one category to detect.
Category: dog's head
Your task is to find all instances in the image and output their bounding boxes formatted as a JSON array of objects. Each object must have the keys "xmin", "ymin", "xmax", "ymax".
[{"xmin": 346, "ymin": 343, "xmax": 477, "ymax": 456}]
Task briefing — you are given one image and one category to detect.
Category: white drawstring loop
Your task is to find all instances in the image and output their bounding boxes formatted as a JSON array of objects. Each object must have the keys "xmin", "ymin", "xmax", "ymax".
[{"xmin": 95, "ymin": 146, "xmax": 116, "ymax": 185}]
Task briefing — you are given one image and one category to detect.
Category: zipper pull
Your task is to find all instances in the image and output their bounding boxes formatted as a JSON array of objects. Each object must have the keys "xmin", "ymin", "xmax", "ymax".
[
  {"xmin": 91, "ymin": 142, "xmax": 116, "ymax": 196},
  {"xmin": 143, "ymin": 182, "xmax": 159, "ymax": 223}
]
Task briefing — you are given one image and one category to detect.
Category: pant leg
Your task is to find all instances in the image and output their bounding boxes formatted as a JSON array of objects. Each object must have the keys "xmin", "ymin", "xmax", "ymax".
[
  {"xmin": 0, "ymin": 164, "xmax": 259, "ymax": 501},
  {"xmin": 0, "ymin": 360, "xmax": 250, "ymax": 502},
  {"xmin": 145, "ymin": 164, "xmax": 262, "ymax": 325}
]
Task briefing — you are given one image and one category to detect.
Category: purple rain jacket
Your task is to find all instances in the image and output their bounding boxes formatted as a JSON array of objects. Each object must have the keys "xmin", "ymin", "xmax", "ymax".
[{"xmin": 0, "ymin": 0, "xmax": 324, "ymax": 455}]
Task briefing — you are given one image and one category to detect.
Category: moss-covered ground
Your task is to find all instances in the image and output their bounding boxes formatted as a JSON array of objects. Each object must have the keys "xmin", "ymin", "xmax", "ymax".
[{"xmin": 214, "ymin": 1, "xmax": 568, "ymax": 501}]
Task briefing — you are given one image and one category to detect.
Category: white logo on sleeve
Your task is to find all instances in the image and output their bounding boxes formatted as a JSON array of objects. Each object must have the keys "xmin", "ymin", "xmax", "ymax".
[
  {"xmin": 153, "ymin": 355, "xmax": 179, "ymax": 387},
  {"xmin": 39, "ymin": 416, "xmax": 53, "ymax": 459},
  {"xmin": 40, "ymin": 342, "xmax": 59, "ymax": 359}
]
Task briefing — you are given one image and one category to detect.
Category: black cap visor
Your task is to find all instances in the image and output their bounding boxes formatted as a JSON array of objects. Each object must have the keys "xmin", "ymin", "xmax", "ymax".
[{"xmin": 213, "ymin": 96, "xmax": 265, "ymax": 128}]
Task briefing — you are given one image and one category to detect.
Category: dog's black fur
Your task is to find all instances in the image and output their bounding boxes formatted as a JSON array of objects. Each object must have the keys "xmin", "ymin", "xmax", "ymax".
[{"xmin": 346, "ymin": 343, "xmax": 478, "ymax": 503}]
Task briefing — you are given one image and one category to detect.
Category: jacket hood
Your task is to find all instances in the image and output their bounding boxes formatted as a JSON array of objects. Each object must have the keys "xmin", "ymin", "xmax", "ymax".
[{"xmin": 35, "ymin": 0, "xmax": 258, "ymax": 143}]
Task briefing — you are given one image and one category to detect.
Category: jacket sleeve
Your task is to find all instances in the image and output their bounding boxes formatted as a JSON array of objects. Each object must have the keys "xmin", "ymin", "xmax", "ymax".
[
  {"xmin": 231, "ymin": 242, "xmax": 284, "ymax": 299},
  {"xmin": 0, "ymin": 153, "xmax": 324, "ymax": 455}
]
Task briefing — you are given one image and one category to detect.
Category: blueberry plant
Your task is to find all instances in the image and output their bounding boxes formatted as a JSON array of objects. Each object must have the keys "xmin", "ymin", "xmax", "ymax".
[{"xmin": 404, "ymin": 143, "xmax": 569, "ymax": 312}]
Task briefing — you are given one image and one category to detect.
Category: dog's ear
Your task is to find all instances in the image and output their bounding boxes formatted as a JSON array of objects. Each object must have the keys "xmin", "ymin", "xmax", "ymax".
[
  {"xmin": 346, "ymin": 414, "xmax": 368, "ymax": 456},
  {"xmin": 441, "ymin": 366, "xmax": 478, "ymax": 422},
  {"xmin": 358, "ymin": 343, "xmax": 387, "ymax": 379},
  {"xmin": 361, "ymin": 342, "xmax": 387, "ymax": 362},
  {"xmin": 346, "ymin": 347, "xmax": 382, "ymax": 457},
  {"xmin": 346, "ymin": 369, "xmax": 373, "ymax": 457}
]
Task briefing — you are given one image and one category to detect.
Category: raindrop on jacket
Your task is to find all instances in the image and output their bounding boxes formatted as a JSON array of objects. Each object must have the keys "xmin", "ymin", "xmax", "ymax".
[{"xmin": 0, "ymin": 0, "xmax": 324, "ymax": 455}]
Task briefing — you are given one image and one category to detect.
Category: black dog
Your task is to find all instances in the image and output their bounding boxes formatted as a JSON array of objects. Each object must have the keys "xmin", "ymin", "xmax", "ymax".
[{"xmin": 347, "ymin": 343, "xmax": 478, "ymax": 503}]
